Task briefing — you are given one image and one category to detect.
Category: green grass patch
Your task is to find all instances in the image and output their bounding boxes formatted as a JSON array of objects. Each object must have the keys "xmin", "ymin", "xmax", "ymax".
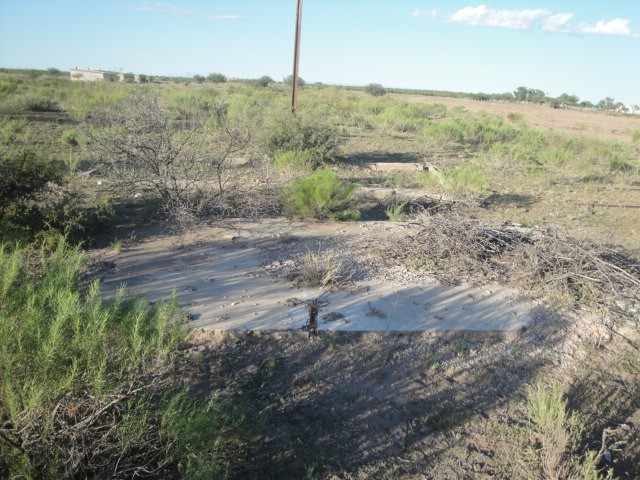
[{"xmin": 419, "ymin": 166, "xmax": 488, "ymax": 196}]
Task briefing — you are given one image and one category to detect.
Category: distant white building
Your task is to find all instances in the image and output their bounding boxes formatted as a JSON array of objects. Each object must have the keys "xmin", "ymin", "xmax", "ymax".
[
  {"xmin": 70, "ymin": 67, "xmax": 113, "ymax": 81},
  {"xmin": 70, "ymin": 67, "xmax": 141, "ymax": 82}
]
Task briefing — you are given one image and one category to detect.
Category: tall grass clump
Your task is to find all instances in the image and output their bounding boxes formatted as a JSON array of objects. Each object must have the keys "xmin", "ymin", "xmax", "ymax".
[
  {"xmin": 0, "ymin": 239, "xmax": 252, "ymax": 479},
  {"xmin": 282, "ymin": 169, "xmax": 360, "ymax": 220}
]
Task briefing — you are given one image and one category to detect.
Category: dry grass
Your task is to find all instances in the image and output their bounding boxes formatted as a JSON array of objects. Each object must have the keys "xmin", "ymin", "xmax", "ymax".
[{"xmin": 296, "ymin": 247, "xmax": 345, "ymax": 288}]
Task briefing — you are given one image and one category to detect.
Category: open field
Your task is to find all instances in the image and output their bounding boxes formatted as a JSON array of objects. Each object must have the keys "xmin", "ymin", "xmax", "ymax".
[
  {"xmin": 395, "ymin": 93, "xmax": 640, "ymax": 143},
  {"xmin": 1, "ymin": 72, "xmax": 639, "ymax": 478}
]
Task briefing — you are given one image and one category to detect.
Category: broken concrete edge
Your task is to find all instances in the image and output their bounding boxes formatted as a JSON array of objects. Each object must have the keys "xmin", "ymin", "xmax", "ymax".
[{"xmin": 187, "ymin": 327, "xmax": 526, "ymax": 346}]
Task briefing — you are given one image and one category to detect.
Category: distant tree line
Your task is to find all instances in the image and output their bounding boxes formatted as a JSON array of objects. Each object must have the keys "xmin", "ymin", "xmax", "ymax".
[
  {"xmin": 469, "ymin": 86, "xmax": 629, "ymax": 111},
  {"xmin": 1, "ymin": 69, "xmax": 633, "ymax": 112}
]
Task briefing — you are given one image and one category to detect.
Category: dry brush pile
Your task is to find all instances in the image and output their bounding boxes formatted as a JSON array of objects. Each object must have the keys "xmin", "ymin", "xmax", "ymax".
[{"xmin": 402, "ymin": 207, "xmax": 640, "ymax": 324}]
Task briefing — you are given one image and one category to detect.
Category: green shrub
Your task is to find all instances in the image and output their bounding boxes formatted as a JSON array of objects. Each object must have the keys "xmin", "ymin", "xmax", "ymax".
[
  {"xmin": 61, "ymin": 129, "xmax": 79, "ymax": 146},
  {"xmin": 0, "ymin": 146, "xmax": 60, "ymax": 210},
  {"xmin": 507, "ymin": 112, "xmax": 525, "ymax": 123},
  {"xmin": 0, "ymin": 118, "xmax": 27, "ymax": 145},
  {"xmin": 498, "ymin": 383, "xmax": 614, "ymax": 480},
  {"xmin": 632, "ymin": 130, "xmax": 640, "ymax": 143},
  {"xmin": 609, "ymin": 156, "xmax": 635, "ymax": 173},
  {"xmin": 0, "ymin": 240, "xmax": 253, "ymax": 478},
  {"xmin": 386, "ymin": 201, "xmax": 407, "ymax": 221},
  {"xmin": 282, "ymin": 169, "xmax": 359, "ymax": 220},
  {"xmin": 365, "ymin": 83, "xmax": 386, "ymax": 97},
  {"xmin": 0, "ymin": 80, "xmax": 19, "ymax": 98},
  {"xmin": 24, "ymin": 96, "xmax": 61, "ymax": 112},
  {"xmin": 207, "ymin": 72, "xmax": 226, "ymax": 83},
  {"xmin": 261, "ymin": 110, "xmax": 343, "ymax": 163}
]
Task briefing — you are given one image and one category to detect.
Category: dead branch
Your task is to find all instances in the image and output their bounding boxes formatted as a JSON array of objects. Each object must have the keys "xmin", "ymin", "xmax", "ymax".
[{"xmin": 401, "ymin": 208, "xmax": 640, "ymax": 323}]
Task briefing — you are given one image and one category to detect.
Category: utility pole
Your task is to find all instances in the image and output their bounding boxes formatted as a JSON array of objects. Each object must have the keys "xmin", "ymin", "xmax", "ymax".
[{"xmin": 291, "ymin": 0, "xmax": 303, "ymax": 114}]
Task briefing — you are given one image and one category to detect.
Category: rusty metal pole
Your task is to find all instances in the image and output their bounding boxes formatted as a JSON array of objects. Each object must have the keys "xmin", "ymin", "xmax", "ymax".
[{"xmin": 291, "ymin": 0, "xmax": 303, "ymax": 114}]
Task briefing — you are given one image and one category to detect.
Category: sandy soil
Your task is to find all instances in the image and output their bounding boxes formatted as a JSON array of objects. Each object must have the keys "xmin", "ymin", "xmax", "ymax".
[
  {"xmin": 94, "ymin": 219, "xmax": 534, "ymax": 333},
  {"xmin": 394, "ymin": 94, "xmax": 640, "ymax": 142}
]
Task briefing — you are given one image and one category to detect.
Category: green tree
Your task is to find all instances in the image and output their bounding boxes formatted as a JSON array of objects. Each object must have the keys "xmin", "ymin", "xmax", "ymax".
[
  {"xmin": 283, "ymin": 74, "xmax": 306, "ymax": 87},
  {"xmin": 513, "ymin": 86, "xmax": 547, "ymax": 103},
  {"xmin": 597, "ymin": 97, "xmax": 623, "ymax": 111},
  {"xmin": 365, "ymin": 83, "xmax": 386, "ymax": 97},
  {"xmin": 256, "ymin": 75, "xmax": 274, "ymax": 87},
  {"xmin": 207, "ymin": 72, "xmax": 226, "ymax": 83},
  {"xmin": 556, "ymin": 93, "xmax": 579, "ymax": 105}
]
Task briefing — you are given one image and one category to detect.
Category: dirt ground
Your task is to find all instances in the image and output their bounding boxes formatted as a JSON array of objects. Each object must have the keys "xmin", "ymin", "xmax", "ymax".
[
  {"xmin": 89, "ymin": 218, "xmax": 639, "ymax": 479},
  {"xmin": 393, "ymin": 94, "xmax": 640, "ymax": 143}
]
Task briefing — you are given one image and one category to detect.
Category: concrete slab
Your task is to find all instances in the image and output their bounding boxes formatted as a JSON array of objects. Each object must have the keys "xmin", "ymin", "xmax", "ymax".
[{"xmin": 97, "ymin": 220, "xmax": 533, "ymax": 332}]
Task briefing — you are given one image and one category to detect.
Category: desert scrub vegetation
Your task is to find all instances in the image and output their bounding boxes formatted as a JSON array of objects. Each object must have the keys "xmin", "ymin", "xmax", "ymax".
[
  {"xmin": 259, "ymin": 109, "xmax": 343, "ymax": 163},
  {"xmin": 85, "ymin": 89, "xmax": 276, "ymax": 232},
  {"xmin": 296, "ymin": 247, "xmax": 345, "ymax": 287},
  {"xmin": 281, "ymin": 169, "xmax": 360, "ymax": 220},
  {"xmin": 418, "ymin": 165, "xmax": 488, "ymax": 197},
  {"xmin": 0, "ymin": 240, "xmax": 254, "ymax": 479},
  {"xmin": 273, "ymin": 149, "xmax": 317, "ymax": 178},
  {"xmin": 385, "ymin": 201, "xmax": 408, "ymax": 221},
  {"xmin": 0, "ymin": 117, "xmax": 111, "ymax": 244},
  {"xmin": 365, "ymin": 83, "xmax": 386, "ymax": 97},
  {"xmin": 497, "ymin": 384, "xmax": 613, "ymax": 479}
]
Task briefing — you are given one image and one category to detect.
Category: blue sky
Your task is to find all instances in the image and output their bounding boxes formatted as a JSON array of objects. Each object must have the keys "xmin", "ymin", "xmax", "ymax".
[{"xmin": 1, "ymin": 1, "xmax": 639, "ymax": 105}]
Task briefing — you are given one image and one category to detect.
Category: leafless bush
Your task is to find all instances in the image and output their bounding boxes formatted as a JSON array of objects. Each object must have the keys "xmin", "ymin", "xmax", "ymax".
[
  {"xmin": 86, "ymin": 90, "xmax": 277, "ymax": 234},
  {"xmin": 10, "ymin": 372, "xmax": 177, "ymax": 479},
  {"xmin": 406, "ymin": 208, "xmax": 640, "ymax": 321}
]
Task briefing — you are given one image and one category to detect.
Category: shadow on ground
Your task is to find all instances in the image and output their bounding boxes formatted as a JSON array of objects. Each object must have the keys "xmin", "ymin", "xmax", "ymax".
[
  {"xmin": 190, "ymin": 310, "xmax": 566, "ymax": 478},
  {"xmin": 480, "ymin": 192, "xmax": 538, "ymax": 208}
]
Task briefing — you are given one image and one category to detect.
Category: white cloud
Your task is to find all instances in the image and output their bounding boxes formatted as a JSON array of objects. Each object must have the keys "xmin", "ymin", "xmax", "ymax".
[
  {"xmin": 542, "ymin": 12, "xmax": 574, "ymax": 32},
  {"xmin": 576, "ymin": 18, "xmax": 636, "ymax": 37},
  {"xmin": 133, "ymin": 2, "xmax": 192, "ymax": 16},
  {"xmin": 450, "ymin": 4, "xmax": 548, "ymax": 30},
  {"xmin": 208, "ymin": 15, "xmax": 242, "ymax": 21},
  {"xmin": 410, "ymin": 8, "xmax": 440, "ymax": 19},
  {"xmin": 413, "ymin": 4, "xmax": 639, "ymax": 38}
]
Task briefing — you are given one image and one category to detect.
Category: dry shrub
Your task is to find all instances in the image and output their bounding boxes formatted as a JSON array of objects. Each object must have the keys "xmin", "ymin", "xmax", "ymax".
[
  {"xmin": 87, "ymin": 91, "xmax": 280, "ymax": 236},
  {"xmin": 406, "ymin": 208, "xmax": 640, "ymax": 321},
  {"xmin": 296, "ymin": 248, "xmax": 344, "ymax": 288}
]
